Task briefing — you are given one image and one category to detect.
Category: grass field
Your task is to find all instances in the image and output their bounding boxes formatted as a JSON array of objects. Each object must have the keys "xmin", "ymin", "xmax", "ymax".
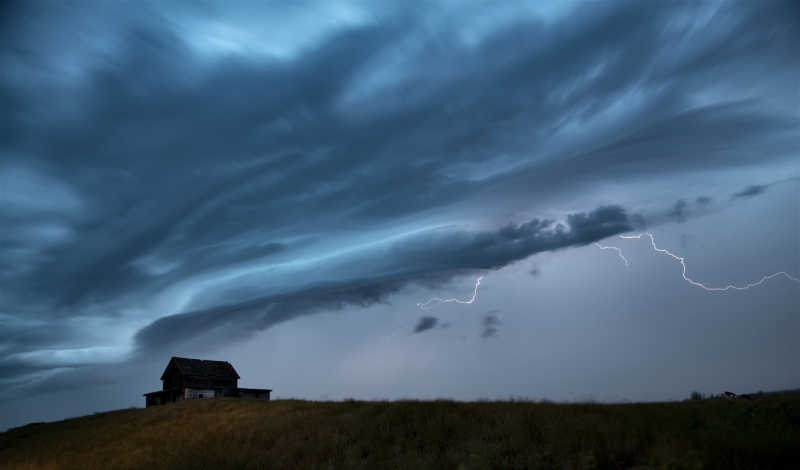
[{"xmin": 2, "ymin": 393, "xmax": 799, "ymax": 469}]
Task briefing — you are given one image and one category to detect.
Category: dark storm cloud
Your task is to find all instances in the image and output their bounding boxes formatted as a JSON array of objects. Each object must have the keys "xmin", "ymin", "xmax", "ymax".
[
  {"xmin": 1, "ymin": 0, "xmax": 798, "ymax": 404},
  {"xmin": 481, "ymin": 311, "xmax": 502, "ymax": 338},
  {"xmin": 668, "ymin": 200, "xmax": 689, "ymax": 223},
  {"xmin": 413, "ymin": 316, "xmax": 439, "ymax": 334},
  {"xmin": 2, "ymin": 0, "xmax": 796, "ymax": 313},
  {"xmin": 0, "ymin": 360, "xmax": 56, "ymax": 385},
  {"xmin": 696, "ymin": 196, "xmax": 712, "ymax": 206},
  {"xmin": 732, "ymin": 184, "xmax": 768, "ymax": 199},
  {"xmin": 0, "ymin": 365, "xmax": 121, "ymax": 402},
  {"xmin": 134, "ymin": 205, "xmax": 633, "ymax": 352},
  {"xmin": 489, "ymin": 101, "xmax": 797, "ymax": 210},
  {"xmin": 0, "ymin": 319, "xmax": 65, "ymax": 356}
]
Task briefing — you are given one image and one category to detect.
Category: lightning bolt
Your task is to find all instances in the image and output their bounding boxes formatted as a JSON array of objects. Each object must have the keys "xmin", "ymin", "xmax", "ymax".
[
  {"xmin": 419, "ymin": 231, "xmax": 798, "ymax": 311},
  {"xmin": 610, "ymin": 232, "xmax": 800, "ymax": 291},
  {"xmin": 594, "ymin": 242, "xmax": 629, "ymax": 267},
  {"xmin": 418, "ymin": 275, "xmax": 484, "ymax": 310}
]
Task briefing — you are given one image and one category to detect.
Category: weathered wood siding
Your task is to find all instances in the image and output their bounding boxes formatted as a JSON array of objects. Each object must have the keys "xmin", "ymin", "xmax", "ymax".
[
  {"xmin": 162, "ymin": 363, "xmax": 183, "ymax": 390},
  {"xmin": 185, "ymin": 388, "xmax": 216, "ymax": 399}
]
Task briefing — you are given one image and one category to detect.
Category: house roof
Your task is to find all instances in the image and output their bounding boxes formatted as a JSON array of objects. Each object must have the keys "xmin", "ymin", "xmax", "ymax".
[
  {"xmin": 237, "ymin": 387, "xmax": 272, "ymax": 393},
  {"xmin": 143, "ymin": 389, "xmax": 182, "ymax": 397},
  {"xmin": 160, "ymin": 356, "xmax": 240, "ymax": 381}
]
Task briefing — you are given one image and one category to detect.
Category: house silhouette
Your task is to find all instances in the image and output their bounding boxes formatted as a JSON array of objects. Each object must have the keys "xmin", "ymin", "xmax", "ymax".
[{"xmin": 144, "ymin": 357, "xmax": 271, "ymax": 407}]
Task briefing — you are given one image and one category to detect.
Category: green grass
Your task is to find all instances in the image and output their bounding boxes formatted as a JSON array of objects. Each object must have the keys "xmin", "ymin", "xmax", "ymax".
[{"xmin": 2, "ymin": 394, "xmax": 799, "ymax": 469}]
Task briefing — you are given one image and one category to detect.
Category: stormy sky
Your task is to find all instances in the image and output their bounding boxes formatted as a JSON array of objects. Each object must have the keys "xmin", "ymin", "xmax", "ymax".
[{"xmin": 1, "ymin": 0, "xmax": 799, "ymax": 429}]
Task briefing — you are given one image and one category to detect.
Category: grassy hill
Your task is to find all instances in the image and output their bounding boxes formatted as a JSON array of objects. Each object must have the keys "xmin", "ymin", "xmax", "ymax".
[{"xmin": 2, "ymin": 394, "xmax": 799, "ymax": 470}]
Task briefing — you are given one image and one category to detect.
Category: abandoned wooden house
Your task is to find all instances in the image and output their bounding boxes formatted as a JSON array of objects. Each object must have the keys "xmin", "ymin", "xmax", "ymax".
[{"xmin": 144, "ymin": 356, "xmax": 272, "ymax": 407}]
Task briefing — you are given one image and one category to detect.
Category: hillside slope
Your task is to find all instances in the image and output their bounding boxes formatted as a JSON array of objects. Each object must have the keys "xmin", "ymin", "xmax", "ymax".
[{"xmin": 2, "ymin": 395, "xmax": 799, "ymax": 469}]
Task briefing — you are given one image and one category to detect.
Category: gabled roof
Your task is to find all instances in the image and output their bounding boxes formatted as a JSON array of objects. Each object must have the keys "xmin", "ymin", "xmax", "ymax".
[{"xmin": 160, "ymin": 356, "xmax": 240, "ymax": 381}]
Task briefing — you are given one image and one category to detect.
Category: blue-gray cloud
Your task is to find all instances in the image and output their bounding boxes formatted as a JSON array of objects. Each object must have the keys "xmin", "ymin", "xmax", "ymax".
[
  {"xmin": 481, "ymin": 311, "xmax": 502, "ymax": 338},
  {"xmin": 696, "ymin": 196, "xmax": 712, "ymax": 206},
  {"xmin": 413, "ymin": 316, "xmax": 439, "ymax": 334},
  {"xmin": 733, "ymin": 185, "xmax": 768, "ymax": 199},
  {"xmin": 0, "ymin": 0, "xmax": 798, "ymax": 415},
  {"xmin": 668, "ymin": 200, "xmax": 689, "ymax": 223},
  {"xmin": 132, "ymin": 205, "xmax": 633, "ymax": 353}
]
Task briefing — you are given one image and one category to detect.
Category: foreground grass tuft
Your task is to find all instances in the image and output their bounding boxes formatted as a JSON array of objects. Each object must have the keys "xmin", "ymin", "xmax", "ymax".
[{"xmin": 2, "ymin": 394, "xmax": 799, "ymax": 469}]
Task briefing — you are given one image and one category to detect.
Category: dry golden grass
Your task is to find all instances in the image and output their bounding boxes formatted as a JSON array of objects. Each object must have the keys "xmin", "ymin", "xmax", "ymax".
[{"xmin": 2, "ymin": 394, "xmax": 799, "ymax": 469}]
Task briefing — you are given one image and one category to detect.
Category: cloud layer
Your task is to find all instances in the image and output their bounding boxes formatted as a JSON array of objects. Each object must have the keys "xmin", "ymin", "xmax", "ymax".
[{"xmin": 1, "ymin": 0, "xmax": 798, "ymax": 418}]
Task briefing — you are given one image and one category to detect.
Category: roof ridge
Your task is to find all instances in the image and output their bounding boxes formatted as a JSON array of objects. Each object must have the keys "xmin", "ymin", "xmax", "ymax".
[{"xmin": 161, "ymin": 357, "xmax": 240, "ymax": 380}]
